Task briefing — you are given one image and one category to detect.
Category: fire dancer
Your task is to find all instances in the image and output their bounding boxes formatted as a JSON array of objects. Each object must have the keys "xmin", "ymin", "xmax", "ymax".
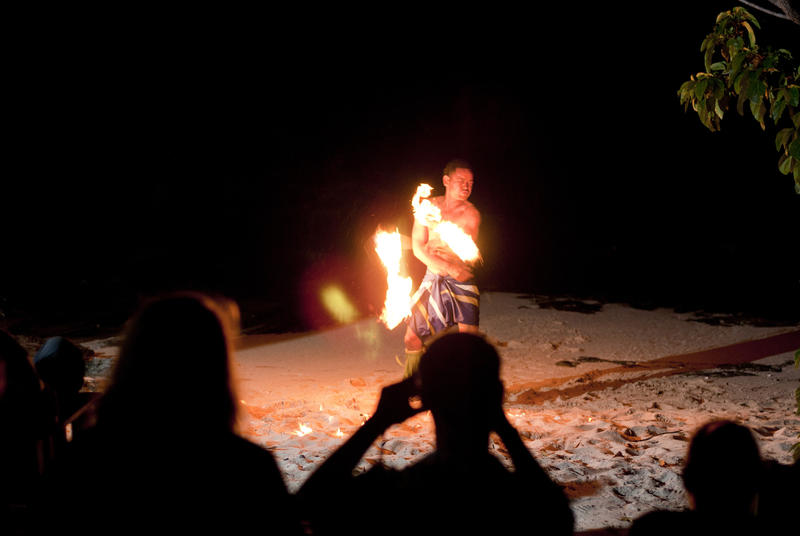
[{"xmin": 400, "ymin": 158, "xmax": 481, "ymax": 377}]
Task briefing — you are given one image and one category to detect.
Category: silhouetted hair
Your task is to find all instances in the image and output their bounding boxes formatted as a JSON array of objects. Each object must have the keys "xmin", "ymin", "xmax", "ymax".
[
  {"xmin": 419, "ymin": 333, "xmax": 501, "ymax": 419},
  {"xmin": 97, "ymin": 292, "xmax": 239, "ymax": 433},
  {"xmin": 34, "ymin": 336, "xmax": 85, "ymax": 398},
  {"xmin": 443, "ymin": 158, "xmax": 472, "ymax": 177},
  {"xmin": 0, "ymin": 329, "xmax": 40, "ymax": 405},
  {"xmin": 682, "ymin": 420, "xmax": 762, "ymax": 512}
]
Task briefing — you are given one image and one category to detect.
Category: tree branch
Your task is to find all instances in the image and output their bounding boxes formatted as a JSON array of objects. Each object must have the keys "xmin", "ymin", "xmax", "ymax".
[{"xmin": 738, "ymin": 0, "xmax": 800, "ymax": 24}]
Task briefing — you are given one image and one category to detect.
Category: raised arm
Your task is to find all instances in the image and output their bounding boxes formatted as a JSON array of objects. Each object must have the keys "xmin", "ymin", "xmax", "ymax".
[
  {"xmin": 297, "ymin": 378, "xmax": 423, "ymax": 502},
  {"xmin": 491, "ymin": 405, "xmax": 574, "ymax": 535}
]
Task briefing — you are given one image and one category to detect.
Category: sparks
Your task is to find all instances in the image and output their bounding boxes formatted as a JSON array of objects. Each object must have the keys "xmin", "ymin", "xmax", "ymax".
[{"xmin": 293, "ymin": 423, "xmax": 313, "ymax": 437}]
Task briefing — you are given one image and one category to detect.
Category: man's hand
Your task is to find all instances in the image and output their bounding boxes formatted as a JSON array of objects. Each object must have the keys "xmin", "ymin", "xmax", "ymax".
[
  {"xmin": 447, "ymin": 261, "xmax": 474, "ymax": 282},
  {"xmin": 371, "ymin": 376, "xmax": 425, "ymax": 429},
  {"xmin": 298, "ymin": 376, "xmax": 424, "ymax": 504},
  {"xmin": 490, "ymin": 404, "xmax": 516, "ymax": 444}
]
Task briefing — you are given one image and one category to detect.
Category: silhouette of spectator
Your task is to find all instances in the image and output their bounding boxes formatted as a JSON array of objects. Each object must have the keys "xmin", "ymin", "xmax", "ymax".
[
  {"xmin": 33, "ymin": 336, "xmax": 86, "ymax": 424},
  {"xmin": 298, "ymin": 332, "xmax": 574, "ymax": 536},
  {"xmin": 1, "ymin": 329, "xmax": 54, "ymax": 534},
  {"xmin": 629, "ymin": 419, "xmax": 762, "ymax": 536},
  {"xmin": 37, "ymin": 293, "xmax": 301, "ymax": 535},
  {"xmin": 756, "ymin": 456, "xmax": 799, "ymax": 534}
]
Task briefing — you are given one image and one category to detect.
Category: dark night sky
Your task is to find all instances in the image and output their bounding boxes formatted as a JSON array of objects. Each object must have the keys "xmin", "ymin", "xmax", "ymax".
[{"xmin": 4, "ymin": 3, "xmax": 799, "ymax": 334}]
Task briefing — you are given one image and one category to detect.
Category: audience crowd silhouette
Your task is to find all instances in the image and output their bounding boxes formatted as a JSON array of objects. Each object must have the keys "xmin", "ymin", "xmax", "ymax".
[{"xmin": 1, "ymin": 292, "xmax": 797, "ymax": 535}]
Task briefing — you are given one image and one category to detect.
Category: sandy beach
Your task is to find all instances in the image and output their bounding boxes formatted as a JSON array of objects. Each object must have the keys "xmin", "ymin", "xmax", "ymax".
[{"xmin": 68, "ymin": 292, "xmax": 800, "ymax": 532}]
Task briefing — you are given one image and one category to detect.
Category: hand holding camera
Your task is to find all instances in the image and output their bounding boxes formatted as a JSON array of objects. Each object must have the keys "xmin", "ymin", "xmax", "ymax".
[{"xmin": 371, "ymin": 375, "xmax": 425, "ymax": 429}]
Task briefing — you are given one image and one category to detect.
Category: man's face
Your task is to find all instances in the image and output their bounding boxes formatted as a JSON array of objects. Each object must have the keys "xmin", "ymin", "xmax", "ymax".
[{"xmin": 443, "ymin": 168, "xmax": 474, "ymax": 201}]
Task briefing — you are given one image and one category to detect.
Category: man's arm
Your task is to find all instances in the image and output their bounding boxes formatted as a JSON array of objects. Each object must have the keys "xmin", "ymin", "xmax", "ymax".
[
  {"xmin": 411, "ymin": 208, "xmax": 479, "ymax": 282},
  {"xmin": 411, "ymin": 217, "xmax": 449, "ymax": 276},
  {"xmin": 297, "ymin": 378, "xmax": 423, "ymax": 502},
  {"xmin": 491, "ymin": 406, "xmax": 574, "ymax": 535}
]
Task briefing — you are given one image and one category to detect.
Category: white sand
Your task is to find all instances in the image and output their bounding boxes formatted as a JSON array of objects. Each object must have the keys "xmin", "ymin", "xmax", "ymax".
[{"xmin": 80, "ymin": 293, "xmax": 800, "ymax": 532}]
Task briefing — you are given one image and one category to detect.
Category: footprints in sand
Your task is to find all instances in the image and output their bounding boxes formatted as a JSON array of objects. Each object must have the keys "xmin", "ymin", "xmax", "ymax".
[{"xmin": 236, "ymin": 359, "xmax": 800, "ymax": 531}]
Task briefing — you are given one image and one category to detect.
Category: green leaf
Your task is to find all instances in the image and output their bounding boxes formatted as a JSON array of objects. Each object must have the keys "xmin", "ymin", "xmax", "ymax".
[
  {"xmin": 733, "ymin": 70, "xmax": 747, "ymax": 94},
  {"xmin": 678, "ymin": 81, "xmax": 695, "ymax": 105},
  {"xmin": 772, "ymin": 97, "xmax": 787, "ymax": 123},
  {"xmin": 710, "ymin": 61, "xmax": 726, "ymax": 72},
  {"xmin": 731, "ymin": 52, "xmax": 747, "ymax": 80},
  {"xmin": 695, "ymin": 79, "xmax": 709, "ymax": 100},
  {"xmin": 776, "ymin": 127, "xmax": 794, "ymax": 151},
  {"xmin": 727, "ymin": 37, "xmax": 744, "ymax": 59},
  {"xmin": 741, "ymin": 21, "xmax": 757, "ymax": 48},
  {"xmin": 743, "ymin": 9, "xmax": 761, "ymax": 29},
  {"xmin": 712, "ymin": 78, "xmax": 725, "ymax": 100},
  {"xmin": 789, "ymin": 138, "xmax": 800, "ymax": 160},
  {"xmin": 779, "ymin": 153, "xmax": 792, "ymax": 174},
  {"xmin": 780, "ymin": 88, "xmax": 793, "ymax": 106},
  {"xmin": 704, "ymin": 48, "xmax": 713, "ymax": 71},
  {"xmin": 737, "ymin": 88, "xmax": 749, "ymax": 116},
  {"xmin": 715, "ymin": 100, "xmax": 725, "ymax": 119},
  {"xmin": 749, "ymin": 96, "xmax": 761, "ymax": 119},
  {"xmin": 789, "ymin": 87, "xmax": 800, "ymax": 107},
  {"xmin": 749, "ymin": 78, "xmax": 766, "ymax": 103}
]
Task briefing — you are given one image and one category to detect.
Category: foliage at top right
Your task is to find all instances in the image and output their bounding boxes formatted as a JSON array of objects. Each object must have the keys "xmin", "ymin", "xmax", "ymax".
[{"xmin": 678, "ymin": 6, "xmax": 800, "ymax": 193}]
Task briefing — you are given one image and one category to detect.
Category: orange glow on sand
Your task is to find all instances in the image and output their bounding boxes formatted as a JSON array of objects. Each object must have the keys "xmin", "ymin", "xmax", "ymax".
[{"xmin": 293, "ymin": 423, "xmax": 313, "ymax": 437}]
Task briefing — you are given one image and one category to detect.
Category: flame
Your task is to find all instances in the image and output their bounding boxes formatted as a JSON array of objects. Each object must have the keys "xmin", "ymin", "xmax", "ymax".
[
  {"xmin": 412, "ymin": 183, "xmax": 441, "ymax": 226},
  {"xmin": 411, "ymin": 183, "xmax": 480, "ymax": 263},
  {"xmin": 374, "ymin": 229, "xmax": 413, "ymax": 329},
  {"xmin": 293, "ymin": 423, "xmax": 313, "ymax": 437},
  {"xmin": 335, "ymin": 428, "xmax": 344, "ymax": 438}
]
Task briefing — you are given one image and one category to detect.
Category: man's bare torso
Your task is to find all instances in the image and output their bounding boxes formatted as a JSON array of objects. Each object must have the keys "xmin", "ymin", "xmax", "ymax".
[{"xmin": 419, "ymin": 196, "xmax": 480, "ymax": 277}]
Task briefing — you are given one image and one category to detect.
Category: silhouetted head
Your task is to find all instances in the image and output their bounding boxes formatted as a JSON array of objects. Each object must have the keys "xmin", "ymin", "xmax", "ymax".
[
  {"xmin": 98, "ymin": 292, "xmax": 240, "ymax": 434},
  {"xmin": 419, "ymin": 333, "xmax": 502, "ymax": 438},
  {"xmin": 0, "ymin": 330, "xmax": 43, "ymax": 425},
  {"xmin": 34, "ymin": 336, "xmax": 85, "ymax": 399},
  {"xmin": 0, "ymin": 330, "xmax": 39, "ymax": 401},
  {"xmin": 682, "ymin": 419, "xmax": 762, "ymax": 514}
]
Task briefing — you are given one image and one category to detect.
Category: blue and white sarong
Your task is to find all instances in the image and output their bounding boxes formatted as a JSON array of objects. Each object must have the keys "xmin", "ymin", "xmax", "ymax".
[{"xmin": 406, "ymin": 269, "xmax": 479, "ymax": 342}]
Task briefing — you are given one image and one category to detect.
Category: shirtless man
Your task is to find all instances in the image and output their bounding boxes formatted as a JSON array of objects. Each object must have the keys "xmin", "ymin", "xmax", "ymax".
[{"xmin": 401, "ymin": 159, "xmax": 481, "ymax": 377}]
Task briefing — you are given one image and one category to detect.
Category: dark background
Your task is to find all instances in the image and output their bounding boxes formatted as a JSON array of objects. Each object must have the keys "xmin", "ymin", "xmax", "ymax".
[{"xmin": 3, "ymin": 3, "xmax": 799, "ymax": 336}]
